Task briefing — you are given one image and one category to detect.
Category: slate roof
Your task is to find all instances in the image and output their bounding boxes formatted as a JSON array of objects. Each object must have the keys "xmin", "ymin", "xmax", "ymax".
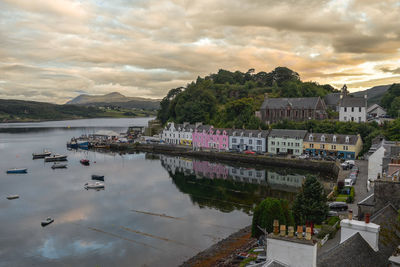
[
  {"xmin": 324, "ymin": 93, "xmax": 341, "ymax": 106},
  {"xmin": 339, "ymin": 96, "xmax": 367, "ymax": 108},
  {"xmin": 260, "ymin": 97, "xmax": 322, "ymax": 110},
  {"xmin": 304, "ymin": 132, "xmax": 359, "ymax": 145},
  {"xmin": 317, "ymin": 232, "xmax": 386, "ymax": 267},
  {"xmin": 367, "ymin": 104, "xmax": 386, "ymax": 113},
  {"xmin": 269, "ymin": 129, "xmax": 307, "ymax": 139},
  {"xmin": 230, "ymin": 129, "xmax": 270, "ymax": 138}
]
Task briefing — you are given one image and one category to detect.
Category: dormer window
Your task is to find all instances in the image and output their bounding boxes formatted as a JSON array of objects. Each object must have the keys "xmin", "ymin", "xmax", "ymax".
[
  {"xmin": 345, "ymin": 136, "xmax": 349, "ymax": 143},
  {"xmin": 233, "ymin": 131, "xmax": 236, "ymax": 136},
  {"xmin": 309, "ymin": 134, "xmax": 313, "ymax": 141},
  {"xmin": 249, "ymin": 132, "xmax": 253, "ymax": 138},
  {"xmin": 321, "ymin": 135, "xmax": 325, "ymax": 142},
  {"xmin": 333, "ymin": 135, "xmax": 336, "ymax": 142},
  {"xmin": 258, "ymin": 133, "xmax": 261, "ymax": 138},
  {"xmin": 240, "ymin": 132, "xmax": 244, "ymax": 137}
]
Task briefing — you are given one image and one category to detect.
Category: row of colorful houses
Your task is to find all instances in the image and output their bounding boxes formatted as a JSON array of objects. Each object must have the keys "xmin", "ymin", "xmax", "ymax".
[{"xmin": 161, "ymin": 122, "xmax": 363, "ymax": 159}]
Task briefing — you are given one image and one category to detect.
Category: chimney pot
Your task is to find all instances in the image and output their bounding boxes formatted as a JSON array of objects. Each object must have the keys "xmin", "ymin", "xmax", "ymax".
[
  {"xmin": 305, "ymin": 227, "xmax": 312, "ymax": 240},
  {"xmin": 280, "ymin": 225, "xmax": 286, "ymax": 237},
  {"xmin": 348, "ymin": 209, "xmax": 353, "ymax": 220},
  {"xmin": 365, "ymin": 213, "xmax": 370, "ymax": 224},
  {"xmin": 288, "ymin": 226, "xmax": 294, "ymax": 237},
  {"xmin": 297, "ymin": 225, "xmax": 303, "ymax": 239}
]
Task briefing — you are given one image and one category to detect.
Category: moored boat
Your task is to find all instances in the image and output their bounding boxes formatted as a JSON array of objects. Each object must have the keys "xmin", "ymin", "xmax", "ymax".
[
  {"xmin": 41, "ymin": 217, "xmax": 54, "ymax": 227},
  {"xmin": 51, "ymin": 163, "xmax": 67, "ymax": 169},
  {"xmin": 44, "ymin": 154, "xmax": 67, "ymax": 162},
  {"xmin": 32, "ymin": 150, "xmax": 51, "ymax": 159},
  {"xmin": 84, "ymin": 181, "xmax": 104, "ymax": 189},
  {"xmin": 91, "ymin": 175, "xmax": 104, "ymax": 181},
  {"xmin": 80, "ymin": 159, "xmax": 90, "ymax": 165},
  {"xmin": 6, "ymin": 168, "xmax": 27, "ymax": 174},
  {"xmin": 77, "ymin": 140, "xmax": 89, "ymax": 149},
  {"xmin": 6, "ymin": 195, "xmax": 19, "ymax": 200},
  {"xmin": 66, "ymin": 141, "xmax": 78, "ymax": 149}
]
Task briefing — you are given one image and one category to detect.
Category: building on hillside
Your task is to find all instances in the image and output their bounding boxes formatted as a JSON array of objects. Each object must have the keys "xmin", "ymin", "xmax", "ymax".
[
  {"xmin": 303, "ymin": 133, "xmax": 363, "ymax": 159},
  {"xmin": 192, "ymin": 125, "xmax": 229, "ymax": 151},
  {"xmin": 267, "ymin": 129, "xmax": 307, "ymax": 156},
  {"xmin": 228, "ymin": 129, "xmax": 269, "ymax": 153},
  {"xmin": 258, "ymin": 94, "xmax": 327, "ymax": 124},
  {"xmin": 324, "ymin": 93, "xmax": 341, "ymax": 111},
  {"xmin": 339, "ymin": 95, "xmax": 367, "ymax": 123},
  {"xmin": 367, "ymin": 137, "xmax": 400, "ymax": 181},
  {"xmin": 161, "ymin": 122, "xmax": 197, "ymax": 145},
  {"xmin": 367, "ymin": 104, "xmax": 386, "ymax": 118}
]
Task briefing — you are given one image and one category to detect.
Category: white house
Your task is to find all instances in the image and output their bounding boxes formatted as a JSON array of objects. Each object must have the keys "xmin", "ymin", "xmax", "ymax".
[
  {"xmin": 339, "ymin": 95, "xmax": 367, "ymax": 122},
  {"xmin": 367, "ymin": 104, "xmax": 386, "ymax": 118},
  {"xmin": 161, "ymin": 122, "xmax": 197, "ymax": 146},
  {"xmin": 229, "ymin": 129, "xmax": 269, "ymax": 153},
  {"xmin": 267, "ymin": 129, "xmax": 307, "ymax": 156},
  {"xmin": 368, "ymin": 144, "xmax": 386, "ymax": 181}
]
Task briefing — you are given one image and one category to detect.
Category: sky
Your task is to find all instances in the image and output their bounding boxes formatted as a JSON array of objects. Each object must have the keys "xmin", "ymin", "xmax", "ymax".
[{"xmin": 1, "ymin": 0, "xmax": 400, "ymax": 104}]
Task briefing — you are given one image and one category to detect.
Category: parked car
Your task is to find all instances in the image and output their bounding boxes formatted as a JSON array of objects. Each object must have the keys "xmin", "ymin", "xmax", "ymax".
[
  {"xmin": 349, "ymin": 173, "xmax": 357, "ymax": 180},
  {"xmin": 345, "ymin": 160, "xmax": 355, "ymax": 167},
  {"xmin": 299, "ymin": 154, "xmax": 309, "ymax": 159},
  {"xmin": 341, "ymin": 162, "xmax": 350, "ymax": 170},
  {"xmin": 328, "ymin": 210, "xmax": 339, "ymax": 217},
  {"xmin": 351, "ymin": 166, "xmax": 359, "ymax": 174},
  {"xmin": 329, "ymin": 202, "xmax": 348, "ymax": 211},
  {"xmin": 244, "ymin": 150, "xmax": 255, "ymax": 155},
  {"xmin": 345, "ymin": 178, "xmax": 354, "ymax": 186}
]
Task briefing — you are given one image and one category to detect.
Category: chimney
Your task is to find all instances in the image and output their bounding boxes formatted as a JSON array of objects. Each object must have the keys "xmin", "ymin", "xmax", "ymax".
[
  {"xmin": 280, "ymin": 225, "xmax": 286, "ymax": 237},
  {"xmin": 273, "ymin": 220, "xmax": 279, "ymax": 235},
  {"xmin": 348, "ymin": 210, "xmax": 353, "ymax": 220},
  {"xmin": 305, "ymin": 227, "xmax": 312, "ymax": 240},
  {"xmin": 340, "ymin": 215, "xmax": 380, "ymax": 251},
  {"xmin": 195, "ymin": 122, "xmax": 202, "ymax": 128},
  {"xmin": 297, "ymin": 225, "xmax": 303, "ymax": 239},
  {"xmin": 364, "ymin": 94, "xmax": 368, "ymax": 99},
  {"xmin": 288, "ymin": 226, "xmax": 294, "ymax": 237}
]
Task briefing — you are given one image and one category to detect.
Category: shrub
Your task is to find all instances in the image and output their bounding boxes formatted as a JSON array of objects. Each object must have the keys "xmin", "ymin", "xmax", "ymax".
[{"xmin": 327, "ymin": 216, "xmax": 340, "ymax": 226}]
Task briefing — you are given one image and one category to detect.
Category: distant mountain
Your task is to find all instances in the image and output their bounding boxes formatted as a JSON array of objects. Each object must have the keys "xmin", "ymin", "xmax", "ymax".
[
  {"xmin": 66, "ymin": 92, "xmax": 160, "ymax": 110},
  {"xmin": 351, "ymin": 85, "xmax": 391, "ymax": 106}
]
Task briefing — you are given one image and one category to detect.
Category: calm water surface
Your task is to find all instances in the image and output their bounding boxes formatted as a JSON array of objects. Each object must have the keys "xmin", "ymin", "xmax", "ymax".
[{"xmin": 0, "ymin": 118, "xmax": 319, "ymax": 267}]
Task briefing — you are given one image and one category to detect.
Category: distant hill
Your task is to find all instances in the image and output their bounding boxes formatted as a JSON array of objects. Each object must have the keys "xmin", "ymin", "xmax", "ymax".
[
  {"xmin": 66, "ymin": 92, "xmax": 160, "ymax": 110},
  {"xmin": 351, "ymin": 85, "xmax": 391, "ymax": 106}
]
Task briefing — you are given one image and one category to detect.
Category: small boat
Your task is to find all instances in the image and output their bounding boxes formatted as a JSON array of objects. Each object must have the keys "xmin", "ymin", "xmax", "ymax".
[
  {"xmin": 6, "ymin": 195, "xmax": 19, "ymax": 200},
  {"xmin": 80, "ymin": 159, "xmax": 90, "ymax": 166},
  {"xmin": 41, "ymin": 217, "xmax": 54, "ymax": 227},
  {"xmin": 44, "ymin": 154, "xmax": 68, "ymax": 162},
  {"xmin": 66, "ymin": 141, "xmax": 78, "ymax": 149},
  {"xmin": 32, "ymin": 150, "xmax": 51, "ymax": 159},
  {"xmin": 6, "ymin": 168, "xmax": 27, "ymax": 174},
  {"xmin": 91, "ymin": 175, "xmax": 104, "ymax": 181},
  {"xmin": 51, "ymin": 163, "xmax": 67, "ymax": 169},
  {"xmin": 84, "ymin": 182, "xmax": 105, "ymax": 190},
  {"xmin": 77, "ymin": 140, "xmax": 89, "ymax": 149}
]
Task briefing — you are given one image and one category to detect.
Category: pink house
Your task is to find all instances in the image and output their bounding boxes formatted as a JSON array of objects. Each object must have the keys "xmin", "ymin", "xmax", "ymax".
[{"xmin": 192, "ymin": 125, "xmax": 229, "ymax": 151}]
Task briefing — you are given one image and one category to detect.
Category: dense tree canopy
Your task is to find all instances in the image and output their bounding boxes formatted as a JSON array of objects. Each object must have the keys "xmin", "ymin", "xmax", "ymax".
[
  {"xmin": 381, "ymin": 83, "xmax": 400, "ymax": 118},
  {"xmin": 157, "ymin": 67, "xmax": 337, "ymax": 126},
  {"xmin": 292, "ymin": 176, "xmax": 329, "ymax": 225}
]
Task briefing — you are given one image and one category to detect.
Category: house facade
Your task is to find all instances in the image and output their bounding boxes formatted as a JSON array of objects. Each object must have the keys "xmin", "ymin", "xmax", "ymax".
[
  {"xmin": 192, "ymin": 125, "xmax": 229, "ymax": 151},
  {"xmin": 228, "ymin": 129, "xmax": 269, "ymax": 152},
  {"xmin": 303, "ymin": 133, "xmax": 363, "ymax": 159},
  {"xmin": 161, "ymin": 122, "xmax": 196, "ymax": 145},
  {"xmin": 367, "ymin": 104, "xmax": 386, "ymax": 118},
  {"xmin": 339, "ymin": 95, "xmax": 367, "ymax": 122},
  {"xmin": 258, "ymin": 94, "xmax": 327, "ymax": 124},
  {"xmin": 267, "ymin": 129, "xmax": 307, "ymax": 156}
]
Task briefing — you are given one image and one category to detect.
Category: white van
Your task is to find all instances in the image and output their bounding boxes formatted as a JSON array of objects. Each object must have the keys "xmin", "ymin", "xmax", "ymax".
[{"xmin": 345, "ymin": 178, "xmax": 353, "ymax": 186}]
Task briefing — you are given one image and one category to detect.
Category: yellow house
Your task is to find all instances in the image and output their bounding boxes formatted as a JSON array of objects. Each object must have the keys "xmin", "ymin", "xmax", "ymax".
[{"xmin": 303, "ymin": 133, "xmax": 363, "ymax": 159}]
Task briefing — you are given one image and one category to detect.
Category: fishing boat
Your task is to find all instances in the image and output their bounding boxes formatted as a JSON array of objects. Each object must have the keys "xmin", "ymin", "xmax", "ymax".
[
  {"xmin": 77, "ymin": 140, "xmax": 89, "ymax": 149},
  {"xmin": 6, "ymin": 195, "xmax": 19, "ymax": 200},
  {"xmin": 51, "ymin": 163, "xmax": 67, "ymax": 169},
  {"xmin": 41, "ymin": 217, "xmax": 54, "ymax": 227},
  {"xmin": 6, "ymin": 168, "xmax": 27, "ymax": 174},
  {"xmin": 32, "ymin": 150, "xmax": 51, "ymax": 159},
  {"xmin": 44, "ymin": 154, "xmax": 68, "ymax": 162},
  {"xmin": 66, "ymin": 141, "xmax": 78, "ymax": 149},
  {"xmin": 84, "ymin": 182, "xmax": 105, "ymax": 190},
  {"xmin": 80, "ymin": 159, "xmax": 90, "ymax": 166},
  {"xmin": 91, "ymin": 175, "xmax": 104, "ymax": 181}
]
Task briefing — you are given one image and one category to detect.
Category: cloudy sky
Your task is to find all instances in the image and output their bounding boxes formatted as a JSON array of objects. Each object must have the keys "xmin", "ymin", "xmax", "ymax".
[{"xmin": 1, "ymin": 0, "xmax": 400, "ymax": 104}]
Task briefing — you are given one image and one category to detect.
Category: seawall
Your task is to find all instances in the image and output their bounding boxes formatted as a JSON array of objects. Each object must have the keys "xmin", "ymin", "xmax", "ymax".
[{"xmin": 109, "ymin": 143, "xmax": 340, "ymax": 176}]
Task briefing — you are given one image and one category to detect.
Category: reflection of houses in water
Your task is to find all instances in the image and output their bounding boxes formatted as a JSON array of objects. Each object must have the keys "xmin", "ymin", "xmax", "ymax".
[
  {"xmin": 228, "ymin": 167, "xmax": 266, "ymax": 184},
  {"xmin": 192, "ymin": 160, "xmax": 228, "ymax": 179},
  {"xmin": 160, "ymin": 155, "xmax": 194, "ymax": 175},
  {"xmin": 267, "ymin": 171, "xmax": 305, "ymax": 191}
]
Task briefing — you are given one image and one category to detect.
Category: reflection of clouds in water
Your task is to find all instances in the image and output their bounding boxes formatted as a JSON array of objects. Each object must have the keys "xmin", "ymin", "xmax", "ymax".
[
  {"xmin": 0, "ymin": 143, "xmax": 6, "ymax": 149},
  {"xmin": 38, "ymin": 238, "xmax": 114, "ymax": 259}
]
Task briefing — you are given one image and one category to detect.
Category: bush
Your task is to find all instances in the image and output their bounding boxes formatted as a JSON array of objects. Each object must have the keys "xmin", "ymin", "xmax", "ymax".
[
  {"xmin": 327, "ymin": 216, "xmax": 340, "ymax": 226},
  {"xmin": 346, "ymin": 195, "xmax": 354, "ymax": 203}
]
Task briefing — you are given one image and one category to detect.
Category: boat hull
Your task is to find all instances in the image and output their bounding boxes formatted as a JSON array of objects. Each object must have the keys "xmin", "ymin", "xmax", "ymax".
[
  {"xmin": 51, "ymin": 164, "xmax": 67, "ymax": 169},
  {"xmin": 45, "ymin": 155, "xmax": 67, "ymax": 162},
  {"xmin": 91, "ymin": 175, "xmax": 104, "ymax": 181},
  {"xmin": 32, "ymin": 152, "xmax": 51, "ymax": 159},
  {"xmin": 6, "ymin": 169, "xmax": 27, "ymax": 174}
]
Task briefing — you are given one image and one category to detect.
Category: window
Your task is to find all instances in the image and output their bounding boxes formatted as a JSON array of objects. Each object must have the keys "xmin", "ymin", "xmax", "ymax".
[
  {"xmin": 271, "ymin": 141, "xmax": 275, "ymax": 145},
  {"xmin": 310, "ymin": 144, "xmax": 314, "ymax": 148},
  {"xmin": 333, "ymin": 135, "xmax": 336, "ymax": 142},
  {"xmin": 321, "ymin": 135, "xmax": 325, "ymax": 142},
  {"xmin": 344, "ymin": 116, "xmax": 347, "ymax": 121},
  {"xmin": 295, "ymin": 149, "xmax": 299, "ymax": 153},
  {"xmin": 248, "ymin": 171, "xmax": 253, "ymax": 176},
  {"xmin": 232, "ymin": 138, "xmax": 237, "ymax": 143},
  {"xmin": 359, "ymin": 107, "xmax": 362, "ymax": 112},
  {"xmin": 232, "ymin": 169, "xmax": 237, "ymax": 174},
  {"xmin": 282, "ymin": 142, "xmax": 286, "ymax": 146},
  {"xmin": 345, "ymin": 136, "xmax": 349, "ymax": 143},
  {"xmin": 351, "ymin": 107, "xmax": 354, "ymax": 112},
  {"xmin": 343, "ymin": 146, "xmax": 348, "ymax": 151},
  {"xmin": 321, "ymin": 144, "xmax": 325, "ymax": 149},
  {"xmin": 249, "ymin": 139, "xmax": 253, "ymax": 144},
  {"xmin": 351, "ymin": 117, "xmax": 354, "ymax": 121},
  {"xmin": 331, "ymin": 145, "xmax": 336, "ymax": 149},
  {"xmin": 344, "ymin": 107, "xmax": 347, "ymax": 112},
  {"xmin": 295, "ymin": 143, "xmax": 300, "ymax": 147},
  {"xmin": 309, "ymin": 134, "xmax": 313, "ymax": 141},
  {"xmin": 257, "ymin": 140, "xmax": 262, "ymax": 145},
  {"xmin": 257, "ymin": 146, "xmax": 262, "ymax": 151},
  {"xmin": 240, "ymin": 139, "xmax": 244, "ymax": 143}
]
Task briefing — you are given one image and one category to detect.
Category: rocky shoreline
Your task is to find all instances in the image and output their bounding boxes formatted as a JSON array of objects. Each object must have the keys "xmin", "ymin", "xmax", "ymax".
[{"xmin": 180, "ymin": 226, "xmax": 257, "ymax": 267}]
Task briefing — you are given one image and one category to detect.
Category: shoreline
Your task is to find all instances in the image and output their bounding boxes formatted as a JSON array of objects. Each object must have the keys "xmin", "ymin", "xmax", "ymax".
[
  {"xmin": 109, "ymin": 143, "xmax": 340, "ymax": 176},
  {"xmin": 0, "ymin": 116, "xmax": 153, "ymax": 124}
]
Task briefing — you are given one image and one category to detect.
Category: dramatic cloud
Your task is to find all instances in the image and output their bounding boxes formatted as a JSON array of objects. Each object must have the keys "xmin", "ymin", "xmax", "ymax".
[{"xmin": 0, "ymin": 0, "xmax": 399, "ymax": 103}]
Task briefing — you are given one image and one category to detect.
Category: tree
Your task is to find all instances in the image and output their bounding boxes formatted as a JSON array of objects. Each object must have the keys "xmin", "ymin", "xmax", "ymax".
[
  {"xmin": 251, "ymin": 198, "xmax": 294, "ymax": 238},
  {"xmin": 292, "ymin": 176, "xmax": 328, "ymax": 225}
]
